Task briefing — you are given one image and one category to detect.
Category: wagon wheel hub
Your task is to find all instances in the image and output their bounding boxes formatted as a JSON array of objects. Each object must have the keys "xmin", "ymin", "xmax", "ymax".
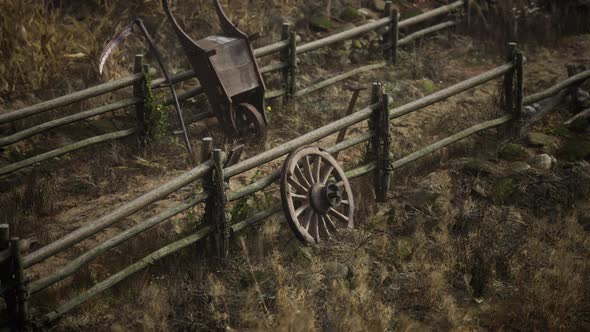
[
  {"xmin": 310, "ymin": 181, "xmax": 343, "ymax": 214},
  {"xmin": 280, "ymin": 146, "xmax": 354, "ymax": 245}
]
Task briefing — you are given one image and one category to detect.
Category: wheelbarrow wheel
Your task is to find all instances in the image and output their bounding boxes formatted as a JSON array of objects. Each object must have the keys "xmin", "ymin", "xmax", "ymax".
[
  {"xmin": 236, "ymin": 103, "xmax": 267, "ymax": 139},
  {"xmin": 280, "ymin": 146, "xmax": 354, "ymax": 245}
]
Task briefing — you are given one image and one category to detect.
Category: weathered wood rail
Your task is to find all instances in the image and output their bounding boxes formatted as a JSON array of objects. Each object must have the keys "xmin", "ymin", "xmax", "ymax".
[{"xmin": 5, "ymin": 1, "xmax": 589, "ymax": 329}]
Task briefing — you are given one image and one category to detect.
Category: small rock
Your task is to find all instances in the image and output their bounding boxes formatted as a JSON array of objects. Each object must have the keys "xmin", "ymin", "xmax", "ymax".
[
  {"xmin": 340, "ymin": 7, "xmax": 362, "ymax": 22},
  {"xmin": 463, "ymin": 159, "xmax": 500, "ymax": 176},
  {"xmin": 372, "ymin": 0, "xmax": 386, "ymax": 11},
  {"xmin": 472, "ymin": 183, "xmax": 488, "ymax": 197},
  {"xmin": 406, "ymin": 188, "xmax": 439, "ymax": 206},
  {"xmin": 358, "ymin": 8, "xmax": 379, "ymax": 19},
  {"xmin": 527, "ymin": 132, "xmax": 557, "ymax": 148},
  {"xmin": 527, "ymin": 154, "xmax": 555, "ymax": 170},
  {"xmin": 324, "ymin": 262, "xmax": 350, "ymax": 280},
  {"xmin": 506, "ymin": 161, "xmax": 531, "ymax": 174}
]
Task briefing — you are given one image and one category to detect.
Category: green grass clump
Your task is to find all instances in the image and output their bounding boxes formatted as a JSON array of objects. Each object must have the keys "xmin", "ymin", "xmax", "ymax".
[
  {"xmin": 499, "ymin": 143, "xmax": 528, "ymax": 161},
  {"xmin": 492, "ymin": 177, "xmax": 516, "ymax": 202}
]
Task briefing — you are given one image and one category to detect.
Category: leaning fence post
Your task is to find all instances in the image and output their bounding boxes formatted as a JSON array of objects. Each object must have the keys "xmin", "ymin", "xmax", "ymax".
[
  {"xmin": 133, "ymin": 54, "xmax": 147, "ymax": 147},
  {"xmin": 280, "ymin": 23, "xmax": 292, "ymax": 105},
  {"xmin": 287, "ymin": 31, "xmax": 298, "ymax": 106},
  {"xmin": 11, "ymin": 238, "xmax": 29, "ymax": 331}
]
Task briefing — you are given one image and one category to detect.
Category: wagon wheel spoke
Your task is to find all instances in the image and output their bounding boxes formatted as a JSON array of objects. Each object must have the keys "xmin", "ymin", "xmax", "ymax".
[
  {"xmin": 324, "ymin": 215, "xmax": 337, "ymax": 232},
  {"xmin": 288, "ymin": 176, "xmax": 308, "ymax": 195},
  {"xmin": 320, "ymin": 165, "xmax": 335, "ymax": 184},
  {"xmin": 295, "ymin": 164, "xmax": 312, "ymax": 188},
  {"xmin": 303, "ymin": 156, "xmax": 316, "ymax": 185},
  {"xmin": 300, "ymin": 208, "xmax": 314, "ymax": 231},
  {"xmin": 319, "ymin": 215, "xmax": 332, "ymax": 238},
  {"xmin": 290, "ymin": 193, "xmax": 308, "ymax": 201},
  {"xmin": 313, "ymin": 155, "xmax": 322, "ymax": 183},
  {"xmin": 295, "ymin": 204, "xmax": 310, "ymax": 217},
  {"xmin": 328, "ymin": 207, "xmax": 349, "ymax": 224}
]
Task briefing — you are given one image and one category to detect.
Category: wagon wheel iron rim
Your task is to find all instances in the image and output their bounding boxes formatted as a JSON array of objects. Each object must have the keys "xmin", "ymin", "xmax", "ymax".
[
  {"xmin": 280, "ymin": 146, "xmax": 354, "ymax": 244},
  {"xmin": 236, "ymin": 103, "xmax": 266, "ymax": 139}
]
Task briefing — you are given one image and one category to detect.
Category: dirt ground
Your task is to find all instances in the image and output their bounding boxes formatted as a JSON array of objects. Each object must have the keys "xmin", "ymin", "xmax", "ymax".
[{"xmin": 1, "ymin": 1, "xmax": 590, "ymax": 331}]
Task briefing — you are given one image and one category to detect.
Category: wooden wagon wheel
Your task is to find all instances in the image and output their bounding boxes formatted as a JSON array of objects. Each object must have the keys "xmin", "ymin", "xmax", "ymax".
[
  {"xmin": 236, "ymin": 103, "xmax": 267, "ymax": 139},
  {"xmin": 280, "ymin": 146, "xmax": 354, "ymax": 244}
]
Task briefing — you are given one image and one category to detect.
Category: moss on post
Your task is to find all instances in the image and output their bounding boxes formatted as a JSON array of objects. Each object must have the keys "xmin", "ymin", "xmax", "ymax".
[{"xmin": 142, "ymin": 70, "xmax": 170, "ymax": 143}]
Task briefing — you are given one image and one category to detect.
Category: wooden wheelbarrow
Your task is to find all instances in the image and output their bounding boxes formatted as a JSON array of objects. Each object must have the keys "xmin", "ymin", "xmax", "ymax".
[{"xmin": 162, "ymin": 0, "xmax": 268, "ymax": 139}]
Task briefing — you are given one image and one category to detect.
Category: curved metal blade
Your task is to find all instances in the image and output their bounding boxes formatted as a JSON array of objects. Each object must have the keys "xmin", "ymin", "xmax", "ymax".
[{"xmin": 99, "ymin": 21, "xmax": 136, "ymax": 75}]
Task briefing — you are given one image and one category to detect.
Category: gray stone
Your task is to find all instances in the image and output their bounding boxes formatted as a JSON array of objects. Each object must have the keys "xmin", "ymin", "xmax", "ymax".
[
  {"xmin": 527, "ymin": 132, "xmax": 557, "ymax": 148},
  {"xmin": 358, "ymin": 8, "xmax": 379, "ymax": 19},
  {"xmin": 507, "ymin": 161, "xmax": 531, "ymax": 174},
  {"xmin": 324, "ymin": 262, "xmax": 350, "ymax": 280},
  {"xmin": 527, "ymin": 154, "xmax": 555, "ymax": 170},
  {"xmin": 406, "ymin": 188, "xmax": 440, "ymax": 206},
  {"xmin": 373, "ymin": 0, "xmax": 386, "ymax": 11}
]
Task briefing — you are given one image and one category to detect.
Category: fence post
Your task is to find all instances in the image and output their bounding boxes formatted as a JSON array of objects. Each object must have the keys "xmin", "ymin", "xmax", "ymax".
[
  {"xmin": 280, "ymin": 23, "xmax": 292, "ymax": 105},
  {"xmin": 500, "ymin": 43, "xmax": 517, "ymax": 141},
  {"xmin": 212, "ymin": 149, "xmax": 229, "ymax": 259},
  {"xmin": 369, "ymin": 83, "xmax": 391, "ymax": 202},
  {"xmin": 10, "ymin": 238, "xmax": 29, "ymax": 331},
  {"xmin": 464, "ymin": 0, "xmax": 471, "ymax": 29},
  {"xmin": 0, "ymin": 224, "xmax": 9, "ymax": 321},
  {"xmin": 514, "ymin": 50, "xmax": 525, "ymax": 138},
  {"xmin": 383, "ymin": 1, "xmax": 393, "ymax": 63},
  {"xmin": 287, "ymin": 31, "xmax": 298, "ymax": 106},
  {"xmin": 391, "ymin": 8, "xmax": 399, "ymax": 64},
  {"xmin": 133, "ymin": 54, "xmax": 147, "ymax": 147}
]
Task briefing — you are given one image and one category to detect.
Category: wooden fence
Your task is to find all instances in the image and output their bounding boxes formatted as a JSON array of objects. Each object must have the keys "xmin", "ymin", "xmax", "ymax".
[
  {"xmin": 4, "ymin": 0, "xmax": 589, "ymax": 329},
  {"xmin": 0, "ymin": 0, "xmax": 463, "ymax": 177}
]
